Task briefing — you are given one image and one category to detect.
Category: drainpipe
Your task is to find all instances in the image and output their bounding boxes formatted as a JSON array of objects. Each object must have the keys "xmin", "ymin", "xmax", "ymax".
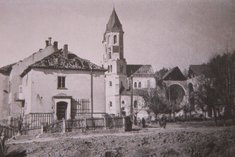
[{"xmin": 91, "ymin": 68, "xmax": 93, "ymax": 118}]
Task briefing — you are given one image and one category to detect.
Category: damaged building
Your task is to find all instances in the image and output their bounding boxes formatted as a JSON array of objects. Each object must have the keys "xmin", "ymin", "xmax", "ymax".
[{"xmin": 0, "ymin": 39, "xmax": 106, "ymax": 120}]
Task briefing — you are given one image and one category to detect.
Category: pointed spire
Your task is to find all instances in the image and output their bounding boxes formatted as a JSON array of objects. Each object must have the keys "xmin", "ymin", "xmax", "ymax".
[{"xmin": 105, "ymin": 8, "xmax": 123, "ymax": 33}]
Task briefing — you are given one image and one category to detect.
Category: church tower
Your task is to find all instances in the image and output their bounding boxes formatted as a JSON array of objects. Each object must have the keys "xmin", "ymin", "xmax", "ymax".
[{"xmin": 103, "ymin": 8, "xmax": 127, "ymax": 115}]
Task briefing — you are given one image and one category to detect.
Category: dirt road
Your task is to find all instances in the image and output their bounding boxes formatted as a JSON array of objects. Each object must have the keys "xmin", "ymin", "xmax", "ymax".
[{"xmin": 7, "ymin": 124, "xmax": 235, "ymax": 157}]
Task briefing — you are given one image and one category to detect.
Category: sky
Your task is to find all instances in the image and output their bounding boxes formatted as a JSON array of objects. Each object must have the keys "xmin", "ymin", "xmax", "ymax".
[{"xmin": 0, "ymin": 0, "xmax": 235, "ymax": 71}]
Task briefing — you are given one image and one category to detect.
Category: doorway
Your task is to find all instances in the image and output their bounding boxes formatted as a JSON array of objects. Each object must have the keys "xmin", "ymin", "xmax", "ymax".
[{"xmin": 56, "ymin": 101, "xmax": 68, "ymax": 120}]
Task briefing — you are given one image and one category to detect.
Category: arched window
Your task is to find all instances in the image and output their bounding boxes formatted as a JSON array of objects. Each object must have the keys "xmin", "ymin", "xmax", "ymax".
[
  {"xmin": 134, "ymin": 100, "xmax": 138, "ymax": 108},
  {"xmin": 134, "ymin": 82, "xmax": 137, "ymax": 88},
  {"xmin": 122, "ymin": 100, "xmax": 125, "ymax": 104},
  {"xmin": 110, "ymin": 65, "xmax": 112, "ymax": 72},
  {"xmin": 114, "ymin": 35, "xmax": 117, "ymax": 44},
  {"xmin": 138, "ymin": 82, "xmax": 141, "ymax": 88},
  {"xmin": 109, "ymin": 81, "xmax": 112, "ymax": 86}
]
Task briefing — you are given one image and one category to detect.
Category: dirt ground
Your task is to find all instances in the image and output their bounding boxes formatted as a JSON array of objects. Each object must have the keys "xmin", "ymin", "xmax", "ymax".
[{"xmin": 6, "ymin": 122, "xmax": 235, "ymax": 157}]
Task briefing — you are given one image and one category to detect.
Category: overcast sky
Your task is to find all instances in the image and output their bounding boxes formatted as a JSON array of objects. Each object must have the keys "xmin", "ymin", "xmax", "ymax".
[{"xmin": 0, "ymin": 0, "xmax": 235, "ymax": 71}]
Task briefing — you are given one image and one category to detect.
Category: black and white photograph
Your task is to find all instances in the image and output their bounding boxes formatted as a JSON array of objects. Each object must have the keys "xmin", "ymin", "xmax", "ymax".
[{"xmin": 0, "ymin": 0, "xmax": 235, "ymax": 156}]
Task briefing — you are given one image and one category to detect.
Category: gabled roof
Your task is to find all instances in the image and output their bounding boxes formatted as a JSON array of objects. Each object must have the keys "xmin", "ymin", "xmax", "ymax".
[
  {"xmin": 162, "ymin": 66, "xmax": 186, "ymax": 81},
  {"xmin": 126, "ymin": 64, "xmax": 154, "ymax": 77},
  {"xmin": 0, "ymin": 63, "xmax": 16, "ymax": 76},
  {"xmin": 105, "ymin": 9, "xmax": 123, "ymax": 33},
  {"xmin": 21, "ymin": 50, "xmax": 105, "ymax": 77},
  {"xmin": 188, "ymin": 64, "xmax": 212, "ymax": 78}
]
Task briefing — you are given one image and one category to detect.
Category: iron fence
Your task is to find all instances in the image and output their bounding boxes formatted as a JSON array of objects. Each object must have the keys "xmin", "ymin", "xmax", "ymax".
[{"xmin": 0, "ymin": 124, "xmax": 18, "ymax": 139}]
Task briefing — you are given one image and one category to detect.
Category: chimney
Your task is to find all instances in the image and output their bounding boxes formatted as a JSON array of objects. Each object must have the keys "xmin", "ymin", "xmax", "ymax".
[
  {"xmin": 63, "ymin": 44, "xmax": 68, "ymax": 58},
  {"xmin": 53, "ymin": 41, "xmax": 58, "ymax": 50},
  {"xmin": 45, "ymin": 40, "xmax": 49, "ymax": 47},
  {"xmin": 48, "ymin": 37, "xmax": 52, "ymax": 45}
]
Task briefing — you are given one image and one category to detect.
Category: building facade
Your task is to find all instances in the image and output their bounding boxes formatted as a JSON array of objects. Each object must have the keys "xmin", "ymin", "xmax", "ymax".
[
  {"xmin": 0, "ymin": 40, "xmax": 106, "ymax": 120},
  {"xmin": 0, "ymin": 9, "xmax": 156, "ymax": 120},
  {"xmin": 103, "ymin": 9, "xmax": 156, "ymax": 117}
]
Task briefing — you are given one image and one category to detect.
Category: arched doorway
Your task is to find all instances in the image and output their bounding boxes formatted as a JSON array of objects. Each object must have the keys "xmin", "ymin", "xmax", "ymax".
[
  {"xmin": 166, "ymin": 84, "xmax": 186, "ymax": 119},
  {"xmin": 56, "ymin": 101, "xmax": 68, "ymax": 120}
]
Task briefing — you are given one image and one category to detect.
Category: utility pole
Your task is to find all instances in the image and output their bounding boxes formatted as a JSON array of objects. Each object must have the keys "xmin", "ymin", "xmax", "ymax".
[
  {"xmin": 90, "ymin": 68, "xmax": 93, "ymax": 118},
  {"xmin": 130, "ymin": 76, "xmax": 134, "ymax": 121}
]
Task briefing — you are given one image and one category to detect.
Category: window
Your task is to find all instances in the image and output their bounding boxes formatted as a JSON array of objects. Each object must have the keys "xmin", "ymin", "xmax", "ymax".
[
  {"xmin": 134, "ymin": 82, "xmax": 137, "ymax": 88},
  {"xmin": 110, "ymin": 65, "xmax": 112, "ymax": 72},
  {"xmin": 134, "ymin": 100, "xmax": 138, "ymax": 108},
  {"xmin": 108, "ymin": 52, "xmax": 111, "ymax": 59},
  {"xmin": 122, "ymin": 101, "xmax": 125, "ymax": 104},
  {"xmin": 109, "ymin": 81, "xmax": 112, "ymax": 86},
  {"xmin": 114, "ymin": 35, "xmax": 117, "ymax": 44},
  {"xmin": 147, "ymin": 80, "xmax": 150, "ymax": 88},
  {"xmin": 58, "ymin": 76, "xmax": 66, "ymax": 89},
  {"xmin": 76, "ymin": 99, "xmax": 90, "ymax": 113},
  {"xmin": 109, "ymin": 101, "xmax": 112, "ymax": 107},
  {"xmin": 138, "ymin": 82, "xmax": 141, "ymax": 88},
  {"xmin": 108, "ymin": 65, "xmax": 112, "ymax": 73}
]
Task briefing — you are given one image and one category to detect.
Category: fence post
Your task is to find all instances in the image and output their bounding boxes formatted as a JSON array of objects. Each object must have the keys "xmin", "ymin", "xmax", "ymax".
[
  {"xmin": 84, "ymin": 118, "xmax": 87, "ymax": 131},
  {"xmin": 40, "ymin": 124, "xmax": 44, "ymax": 134},
  {"xmin": 62, "ymin": 118, "xmax": 66, "ymax": 133},
  {"xmin": 103, "ymin": 117, "xmax": 107, "ymax": 130},
  {"xmin": 113, "ymin": 117, "xmax": 115, "ymax": 129},
  {"xmin": 7, "ymin": 116, "xmax": 11, "ymax": 126},
  {"xmin": 122, "ymin": 116, "xmax": 126, "ymax": 131}
]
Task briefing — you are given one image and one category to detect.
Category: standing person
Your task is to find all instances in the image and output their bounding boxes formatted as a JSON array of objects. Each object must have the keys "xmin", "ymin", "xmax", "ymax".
[
  {"xmin": 141, "ymin": 118, "xmax": 146, "ymax": 128},
  {"xmin": 0, "ymin": 130, "xmax": 6, "ymax": 157},
  {"xmin": 159, "ymin": 114, "xmax": 167, "ymax": 129}
]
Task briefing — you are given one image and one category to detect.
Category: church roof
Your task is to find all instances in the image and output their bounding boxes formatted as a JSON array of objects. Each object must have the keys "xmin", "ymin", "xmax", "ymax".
[
  {"xmin": 188, "ymin": 64, "xmax": 212, "ymax": 78},
  {"xmin": 105, "ymin": 9, "xmax": 123, "ymax": 33},
  {"xmin": 21, "ymin": 50, "xmax": 105, "ymax": 77},
  {"xmin": 121, "ymin": 89, "xmax": 148, "ymax": 96},
  {"xmin": 126, "ymin": 64, "xmax": 154, "ymax": 77},
  {"xmin": 0, "ymin": 63, "xmax": 16, "ymax": 76},
  {"xmin": 162, "ymin": 66, "xmax": 186, "ymax": 81}
]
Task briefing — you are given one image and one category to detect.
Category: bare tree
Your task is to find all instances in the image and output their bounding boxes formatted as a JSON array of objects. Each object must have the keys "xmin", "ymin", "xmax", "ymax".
[{"xmin": 209, "ymin": 51, "xmax": 235, "ymax": 125}]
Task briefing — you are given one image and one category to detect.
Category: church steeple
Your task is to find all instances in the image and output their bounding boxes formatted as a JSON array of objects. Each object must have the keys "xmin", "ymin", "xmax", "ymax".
[
  {"xmin": 103, "ymin": 8, "xmax": 128, "ymax": 116},
  {"xmin": 105, "ymin": 8, "xmax": 123, "ymax": 33},
  {"xmin": 103, "ymin": 8, "xmax": 126, "ymax": 73}
]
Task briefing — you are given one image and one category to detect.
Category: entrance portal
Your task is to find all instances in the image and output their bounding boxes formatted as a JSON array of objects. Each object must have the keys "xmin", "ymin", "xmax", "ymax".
[{"xmin": 56, "ymin": 101, "xmax": 68, "ymax": 120}]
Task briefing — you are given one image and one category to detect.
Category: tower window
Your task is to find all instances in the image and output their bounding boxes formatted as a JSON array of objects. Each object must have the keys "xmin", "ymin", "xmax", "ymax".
[
  {"xmin": 114, "ymin": 35, "xmax": 117, "ymax": 44},
  {"xmin": 108, "ymin": 52, "xmax": 111, "ymax": 59},
  {"xmin": 134, "ymin": 100, "xmax": 138, "ymax": 108},
  {"xmin": 109, "ymin": 81, "xmax": 112, "ymax": 86},
  {"xmin": 138, "ymin": 82, "xmax": 141, "ymax": 88},
  {"xmin": 122, "ymin": 100, "xmax": 125, "ymax": 104},
  {"xmin": 110, "ymin": 65, "xmax": 112, "ymax": 72},
  {"xmin": 58, "ymin": 76, "xmax": 66, "ymax": 89},
  {"xmin": 109, "ymin": 101, "xmax": 112, "ymax": 107},
  {"xmin": 134, "ymin": 82, "xmax": 137, "ymax": 88}
]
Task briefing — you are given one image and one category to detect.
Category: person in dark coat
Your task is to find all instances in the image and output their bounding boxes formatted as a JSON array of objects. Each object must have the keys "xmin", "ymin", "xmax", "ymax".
[
  {"xmin": 159, "ymin": 114, "xmax": 167, "ymax": 129},
  {"xmin": 141, "ymin": 118, "xmax": 146, "ymax": 128}
]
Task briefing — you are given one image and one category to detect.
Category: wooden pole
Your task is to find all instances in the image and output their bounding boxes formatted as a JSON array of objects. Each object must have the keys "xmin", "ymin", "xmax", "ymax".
[
  {"xmin": 130, "ymin": 76, "xmax": 134, "ymax": 121},
  {"xmin": 91, "ymin": 68, "xmax": 94, "ymax": 118}
]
